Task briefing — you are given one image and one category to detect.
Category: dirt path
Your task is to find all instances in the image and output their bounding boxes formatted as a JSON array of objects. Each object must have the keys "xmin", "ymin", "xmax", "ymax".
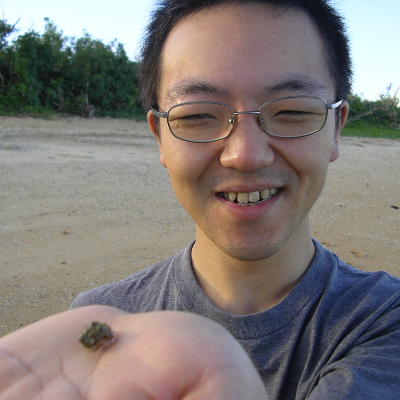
[{"xmin": 1, "ymin": 116, "xmax": 399, "ymax": 336}]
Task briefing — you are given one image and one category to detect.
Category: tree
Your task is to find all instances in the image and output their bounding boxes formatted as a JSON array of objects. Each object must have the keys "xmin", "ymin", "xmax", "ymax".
[
  {"xmin": 0, "ymin": 16, "xmax": 19, "ymax": 95},
  {"xmin": 347, "ymin": 85, "xmax": 400, "ymax": 129},
  {"xmin": 0, "ymin": 16, "xmax": 19, "ymax": 50},
  {"xmin": 0, "ymin": 17, "xmax": 143, "ymax": 117},
  {"xmin": 68, "ymin": 32, "xmax": 141, "ymax": 116}
]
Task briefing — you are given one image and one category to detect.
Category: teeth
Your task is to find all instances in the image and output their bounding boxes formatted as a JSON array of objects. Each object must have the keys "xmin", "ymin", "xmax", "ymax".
[
  {"xmin": 228, "ymin": 192, "xmax": 237, "ymax": 201},
  {"xmin": 248, "ymin": 191, "xmax": 260, "ymax": 202},
  {"xmin": 260, "ymin": 189, "xmax": 270, "ymax": 200},
  {"xmin": 223, "ymin": 188, "xmax": 279, "ymax": 204},
  {"xmin": 237, "ymin": 192, "xmax": 249, "ymax": 204}
]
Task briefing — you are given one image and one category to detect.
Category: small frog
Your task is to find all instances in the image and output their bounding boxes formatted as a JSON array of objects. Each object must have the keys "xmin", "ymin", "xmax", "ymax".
[{"xmin": 79, "ymin": 321, "xmax": 115, "ymax": 351}]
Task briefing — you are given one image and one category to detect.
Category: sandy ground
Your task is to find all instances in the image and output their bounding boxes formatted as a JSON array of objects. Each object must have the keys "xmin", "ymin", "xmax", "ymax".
[{"xmin": 0, "ymin": 115, "xmax": 399, "ymax": 337}]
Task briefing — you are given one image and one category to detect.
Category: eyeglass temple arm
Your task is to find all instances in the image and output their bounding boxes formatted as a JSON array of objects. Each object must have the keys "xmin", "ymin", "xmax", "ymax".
[
  {"xmin": 151, "ymin": 108, "xmax": 168, "ymax": 118},
  {"xmin": 327, "ymin": 100, "xmax": 343, "ymax": 109}
]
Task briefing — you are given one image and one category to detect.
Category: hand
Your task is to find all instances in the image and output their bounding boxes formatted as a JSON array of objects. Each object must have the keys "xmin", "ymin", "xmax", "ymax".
[{"xmin": 0, "ymin": 305, "xmax": 268, "ymax": 399}]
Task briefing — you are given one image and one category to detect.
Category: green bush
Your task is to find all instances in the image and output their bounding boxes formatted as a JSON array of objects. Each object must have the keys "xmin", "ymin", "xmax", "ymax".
[
  {"xmin": 342, "ymin": 121, "xmax": 399, "ymax": 139},
  {"xmin": 0, "ymin": 17, "xmax": 144, "ymax": 118},
  {"xmin": 347, "ymin": 85, "xmax": 400, "ymax": 130},
  {"xmin": 1, "ymin": 15, "xmax": 399, "ymax": 130}
]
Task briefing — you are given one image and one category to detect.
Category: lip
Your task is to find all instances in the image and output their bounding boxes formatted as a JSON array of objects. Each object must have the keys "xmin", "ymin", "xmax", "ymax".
[
  {"xmin": 216, "ymin": 184, "xmax": 282, "ymax": 193},
  {"xmin": 215, "ymin": 188, "xmax": 283, "ymax": 221}
]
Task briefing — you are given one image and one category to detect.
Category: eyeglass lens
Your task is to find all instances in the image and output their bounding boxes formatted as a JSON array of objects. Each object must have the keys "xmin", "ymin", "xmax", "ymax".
[{"xmin": 167, "ymin": 97, "xmax": 328, "ymax": 142}]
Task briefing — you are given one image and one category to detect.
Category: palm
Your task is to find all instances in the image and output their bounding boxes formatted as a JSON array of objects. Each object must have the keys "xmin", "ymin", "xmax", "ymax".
[{"xmin": 0, "ymin": 306, "xmax": 267, "ymax": 400}]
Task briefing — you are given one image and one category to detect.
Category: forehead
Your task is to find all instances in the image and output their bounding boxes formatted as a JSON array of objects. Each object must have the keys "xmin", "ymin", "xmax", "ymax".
[{"xmin": 158, "ymin": 3, "xmax": 334, "ymax": 105}]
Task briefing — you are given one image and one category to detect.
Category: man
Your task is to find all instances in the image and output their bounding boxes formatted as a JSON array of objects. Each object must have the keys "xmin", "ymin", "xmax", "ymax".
[{"xmin": 70, "ymin": 0, "xmax": 400, "ymax": 398}]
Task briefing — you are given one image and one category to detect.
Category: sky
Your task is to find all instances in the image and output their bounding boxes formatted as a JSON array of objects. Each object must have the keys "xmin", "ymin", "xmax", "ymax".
[{"xmin": 2, "ymin": 0, "xmax": 399, "ymax": 100}]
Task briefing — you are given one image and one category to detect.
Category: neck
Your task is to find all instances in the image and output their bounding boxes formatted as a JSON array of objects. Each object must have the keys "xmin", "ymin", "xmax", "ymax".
[{"xmin": 191, "ymin": 220, "xmax": 315, "ymax": 315}]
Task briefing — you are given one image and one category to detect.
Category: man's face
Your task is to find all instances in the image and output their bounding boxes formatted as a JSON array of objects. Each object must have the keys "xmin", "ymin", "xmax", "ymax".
[{"xmin": 148, "ymin": 3, "xmax": 348, "ymax": 261}]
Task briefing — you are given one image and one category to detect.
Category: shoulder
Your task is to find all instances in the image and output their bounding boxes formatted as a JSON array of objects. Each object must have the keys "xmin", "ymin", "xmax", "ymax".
[
  {"xmin": 301, "ymin": 240, "xmax": 400, "ymax": 334},
  {"xmin": 312, "ymin": 239, "xmax": 400, "ymax": 295},
  {"xmin": 71, "ymin": 243, "xmax": 194, "ymax": 312},
  {"xmin": 291, "ymin": 242, "xmax": 400, "ymax": 398},
  {"xmin": 310, "ymin": 240, "xmax": 400, "ymax": 335}
]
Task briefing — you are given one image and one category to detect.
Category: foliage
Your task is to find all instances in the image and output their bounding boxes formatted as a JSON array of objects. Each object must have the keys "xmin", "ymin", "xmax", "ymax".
[
  {"xmin": 0, "ymin": 16, "xmax": 19, "ymax": 50},
  {"xmin": 1, "ymin": 14, "xmax": 399, "ymax": 132},
  {"xmin": 346, "ymin": 85, "xmax": 400, "ymax": 131},
  {"xmin": 0, "ymin": 17, "xmax": 145, "ymax": 118},
  {"xmin": 341, "ymin": 122, "xmax": 399, "ymax": 140}
]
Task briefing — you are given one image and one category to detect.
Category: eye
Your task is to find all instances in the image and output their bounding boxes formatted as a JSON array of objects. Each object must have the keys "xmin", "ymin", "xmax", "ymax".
[
  {"xmin": 284, "ymin": 109, "xmax": 308, "ymax": 114},
  {"xmin": 179, "ymin": 113, "xmax": 216, "ymax": 121},
  {"xmin": 273, "ymin": 109, "xmax": 315, "ymax": 122},
  {"xmin": 277, "ymin": 108, "xmax": 314, "ymax": 115},
  {"xmin": 171, "ymin": 112, "xmax": 220, "ymax": 130}
]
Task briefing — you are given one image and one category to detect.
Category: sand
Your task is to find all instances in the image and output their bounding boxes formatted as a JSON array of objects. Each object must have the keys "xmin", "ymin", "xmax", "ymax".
[{"xmin": 0, "ymin": 115, "xmax": 399, "ymax": 336}]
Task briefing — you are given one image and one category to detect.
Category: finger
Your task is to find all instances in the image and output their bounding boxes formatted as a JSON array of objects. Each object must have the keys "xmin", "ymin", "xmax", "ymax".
[{"xmin": 0, "ymin": 305, "xmax": 125, "ymax": 399}]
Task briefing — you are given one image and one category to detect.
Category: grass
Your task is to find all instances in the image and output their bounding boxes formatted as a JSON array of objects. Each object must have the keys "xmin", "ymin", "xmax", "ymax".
[
  {"xmin": 0, "ymin": 106, "xmax": 57, "ymax": 119},
  {"xmin": 342, "ymin": 122, "xmax": 400, "ymax": 139},
  {"xmin": 1, "ymin": 108, "xmax": 399, "ymax": 138},
  {"xmin": 99, "ymin": 109, "xmax": 146, "ymax": 120},
  {"xmin": 0, "ymin": 107, "xmax": 147, "ymax": 121}
]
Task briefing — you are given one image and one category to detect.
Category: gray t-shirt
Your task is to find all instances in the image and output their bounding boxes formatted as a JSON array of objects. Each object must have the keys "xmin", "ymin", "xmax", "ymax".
[{"xmin": 72, "ymin": 240, "xmax": 400, "ymax": 399}]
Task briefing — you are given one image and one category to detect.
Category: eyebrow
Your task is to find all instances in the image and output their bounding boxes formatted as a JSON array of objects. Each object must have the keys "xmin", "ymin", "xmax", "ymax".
[
  {"xmin": 164, "ymin": 76, "xmax": 328, "ymax": 103},
  {"xmin": 263, "ymin": 77, "xmax": 328, "ymax": 97},
  {"xmin": 164, "ymin": 80, "xmax": 230, "ymax": 103}
]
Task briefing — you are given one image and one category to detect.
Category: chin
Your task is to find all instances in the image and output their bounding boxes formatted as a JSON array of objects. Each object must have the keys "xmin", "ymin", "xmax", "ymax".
[{"xmin": 221, "ymin": 241, "xmax": 282, "ymax": 262}]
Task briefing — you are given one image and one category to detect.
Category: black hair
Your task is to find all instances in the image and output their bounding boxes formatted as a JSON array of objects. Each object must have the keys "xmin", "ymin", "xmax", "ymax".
[{"xmin": 138, "ymin": 0, "xmax": 352, "ymax": 110}]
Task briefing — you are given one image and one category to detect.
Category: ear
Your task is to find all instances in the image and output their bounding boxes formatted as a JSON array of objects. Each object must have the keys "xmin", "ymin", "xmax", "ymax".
[
  {"xmin": 329, "ymin": 100, "xmax": 349, "ymax": 162},
  {"xmin": 147, "ymin": 110, "xmax": 167, "ymax": 168}
]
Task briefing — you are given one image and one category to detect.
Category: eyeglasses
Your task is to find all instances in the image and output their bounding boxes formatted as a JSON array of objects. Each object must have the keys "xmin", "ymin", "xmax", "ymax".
[{"xmin": 151, "ymin": 96, "xmax": 342, "ymax": 143}]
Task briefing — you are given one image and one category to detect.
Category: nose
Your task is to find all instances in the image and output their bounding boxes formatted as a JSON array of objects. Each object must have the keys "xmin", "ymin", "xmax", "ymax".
[{"xmin": 220, "ymin": 113, "xmax": 275, "ymax": 172}]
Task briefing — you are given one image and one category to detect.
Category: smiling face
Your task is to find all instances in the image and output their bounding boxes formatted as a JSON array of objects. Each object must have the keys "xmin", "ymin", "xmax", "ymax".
[{"xmin": 148, "ymin": 3, "xmax": 348, "ymax": 262}]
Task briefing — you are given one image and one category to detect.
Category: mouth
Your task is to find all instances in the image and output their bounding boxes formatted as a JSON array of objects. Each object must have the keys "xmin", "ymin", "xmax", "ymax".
[{"xmin": 219, "ymin": 188, "xmax": 281, "ymax": 206}]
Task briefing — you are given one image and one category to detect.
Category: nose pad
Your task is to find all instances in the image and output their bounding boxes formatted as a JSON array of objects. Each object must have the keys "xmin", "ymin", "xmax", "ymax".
[
  {"xmin": 257, "ymin": 114, "xmax": 265, "ymax": 132},
  {"xmin": 228, "ymin": 115, "xmax": 237, "ymax": 130},
  {"xmin": 228, "ymin": 113, "xmax": 266, "ymax": 136}
]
